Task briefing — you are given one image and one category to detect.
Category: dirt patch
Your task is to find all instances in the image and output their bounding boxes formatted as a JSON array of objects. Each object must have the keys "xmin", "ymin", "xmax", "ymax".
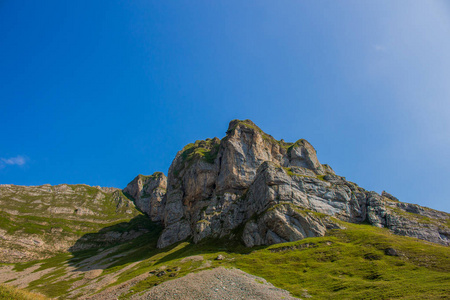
[
  {"xmin": 179, "ymin": 255, "xmax": 203, "ymax": 263},
  {"xmin": 0, "ymin": 264, "xmax": 56, "ymax": 289},
  {"xmin": 131, "ymin": 267, "xmax": 299, "ymax": 300}
]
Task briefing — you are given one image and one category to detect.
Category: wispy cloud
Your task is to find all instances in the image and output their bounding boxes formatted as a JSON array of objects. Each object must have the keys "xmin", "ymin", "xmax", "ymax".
[
  {"xmin": 0, "ymin": 155, "xmax": 28, "ymax": 168},
  {"xmin": 374, "ymin": 44, "xmax": 387, "ymax": 52}
]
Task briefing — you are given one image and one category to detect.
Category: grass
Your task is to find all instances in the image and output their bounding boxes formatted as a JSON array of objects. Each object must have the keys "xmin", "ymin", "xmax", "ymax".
[
  {"xmin": 282, "ymin": 167, "xmax": 325, "ymax": 181},
  {"xmin": 113, "ymin": 222, "xmax": 450, "ymax": 299},
  {"xmin": 232, "ymin": 223, "xmax": 450, "ymax": 299},
  {"xmin": 5, "ymin": 220, "xmax": 450, "ymax": 299},
  {"xmin": 180, "ymin": 139, "xmax": 220, "ymax": 165},
  {"xmin": 316, "ymin": 174, "xmax": 327, "ymax": 181},
  {"xmin": 388, "ymin": 206, "xmax": 439, "ymax": 225},
  {"xmin": 282, "ymin": 167, "xmax": 298, "ymax": 177},
  {"xmin": 26, "ymin": 266, "xmax": 81, "ymax": 298},
  {"xmin": 173, "ymin": 138, "xmax": 221, "ymax": 177},
  {"xmin": 0, "ymin": 284, "xmax": 48, "ymax": 300}
]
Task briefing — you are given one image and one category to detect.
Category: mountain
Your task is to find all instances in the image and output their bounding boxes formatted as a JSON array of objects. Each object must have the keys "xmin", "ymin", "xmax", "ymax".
[
  {"xmin": 124, "ymin": 119, "xmax": 449, "ymax": 248},
  {"xmin": 0, "ymin": 119, "xmax": 449, "ymax": 299}
]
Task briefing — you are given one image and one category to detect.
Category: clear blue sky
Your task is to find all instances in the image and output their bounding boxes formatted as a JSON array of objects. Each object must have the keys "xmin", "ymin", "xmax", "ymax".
[{"xmin": 1, "ymin": 1, "xmax": 449, "ymax": 212}]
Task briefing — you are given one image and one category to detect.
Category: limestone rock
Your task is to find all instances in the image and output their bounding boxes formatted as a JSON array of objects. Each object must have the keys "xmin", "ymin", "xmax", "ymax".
[
  {"xmin": 242, "ymin": 203, "xmax": 341, "ymax": 247},
  {"xmin": 123, "ymin": 172, "xmax": 167, "ymax": 222},
  {"xmin": 128, "ymin": 119, "xmax": 449, "ymax": 248},
  {"xmin": 382, "ymin": 190, "xmax": 399, "ymax": 202}
]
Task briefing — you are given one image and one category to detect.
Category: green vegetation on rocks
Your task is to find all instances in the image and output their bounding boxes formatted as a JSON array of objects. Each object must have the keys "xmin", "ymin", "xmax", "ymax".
[{"xmin": 180, "ymin": 138, "xmax": 221, "ymax": 165}]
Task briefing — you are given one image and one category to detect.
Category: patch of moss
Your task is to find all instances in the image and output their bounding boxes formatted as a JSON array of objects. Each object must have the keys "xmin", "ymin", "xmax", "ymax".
[
  {"xmin": 282, "ymin": 167, "xmax": 319, "ymax": 180},
  {"xmin": 180, "ymin": 139, "xmax": 220, "ymax": 165},
  {"xmin": 196, "ymin": 220, "xmax": 211, "ymax": 224},
  {"xmin": 389, "ymin": 207, "xmax": 443, "ymax": 226},
  {"xmin": 316, "ymin": 175, "xmax": 327, "ymax": 181},
  {"xmin": 173, "ymin": 139, "xmax": 221, "ymax": 178},
  {"xmin": 282, "ymin": 167, "xmax": 296, "ymax": 176},
  {"xmin": 266, "ymin": 203, "xmax": 328, "ymax": 219}
]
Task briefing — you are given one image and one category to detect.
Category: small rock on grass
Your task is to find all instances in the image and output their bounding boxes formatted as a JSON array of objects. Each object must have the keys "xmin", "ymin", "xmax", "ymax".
[{"xmin": 157, "ymin": 271, "xmax": 166, "ymax": 277}]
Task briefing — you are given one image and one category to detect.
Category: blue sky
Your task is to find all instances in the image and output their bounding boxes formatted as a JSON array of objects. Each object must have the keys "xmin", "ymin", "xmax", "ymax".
[{"xmin": 1, "ymin": 1, "xmax": 449, "ymax": 212}]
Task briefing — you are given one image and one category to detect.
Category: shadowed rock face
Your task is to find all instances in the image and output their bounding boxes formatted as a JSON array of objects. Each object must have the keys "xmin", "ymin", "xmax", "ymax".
[
  {"xmin": 125, "ymin": 119, "xmax": 450, "ymax": 248},
  {"xmin": 123, "ymin": 173, "xmax": 167, "ymax": 222}
]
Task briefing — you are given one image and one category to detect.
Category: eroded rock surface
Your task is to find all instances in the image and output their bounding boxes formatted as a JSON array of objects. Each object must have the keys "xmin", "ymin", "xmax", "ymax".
[
  {"xmin": 123, "ymin": 173, "xmax": 167, "ymax": 222},
  {"xmin": 132, "ymin": 120, "xmax": 449, "ymax": 248}
]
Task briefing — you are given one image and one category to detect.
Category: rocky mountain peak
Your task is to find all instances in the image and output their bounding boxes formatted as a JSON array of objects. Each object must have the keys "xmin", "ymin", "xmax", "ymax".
[
  {"xmin": 227, "ymin": 118, "xmax": 258, "ymax": 131},
  {"xmin": 124, "ymin": 120, "xmax": 450, "ymax": 249}
]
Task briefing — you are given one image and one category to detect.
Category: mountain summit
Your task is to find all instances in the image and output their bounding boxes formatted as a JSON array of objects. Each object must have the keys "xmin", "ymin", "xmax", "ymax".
[{"xmin": 124, "ymin": 119, "xmax": 450, "ymax": 249}]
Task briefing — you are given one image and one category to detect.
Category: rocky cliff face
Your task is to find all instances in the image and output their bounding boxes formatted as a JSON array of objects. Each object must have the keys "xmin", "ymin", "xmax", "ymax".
[
  {"xmin": 123, "ymin": 172, "xmax": 167, "ymax": 222},
  {"xmin": 124, "ymin": 120, "xmax": 450, "ymax": 248}
]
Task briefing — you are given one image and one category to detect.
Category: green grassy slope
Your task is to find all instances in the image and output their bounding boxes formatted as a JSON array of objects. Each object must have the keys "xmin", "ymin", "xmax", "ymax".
[
  {"xmin": 126, "ymin": 222, "xmax": 449, "ymax": 299},
  {"xmin": 234, "ymin": 223, "xmax": 450, "ymax": 299},
  {"xmin": 0, "ymin": 284, "xmax": 48, "ymax": 300},
  {"xmin": 5, "ymin": 220, "xmax": 447, "ymax": 299}
]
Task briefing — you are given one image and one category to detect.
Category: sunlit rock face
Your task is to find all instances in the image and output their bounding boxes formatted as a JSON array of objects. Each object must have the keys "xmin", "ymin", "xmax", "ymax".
[{"xmin": 125, "ymin": 120, "xmax": 450, "ymax": 249}]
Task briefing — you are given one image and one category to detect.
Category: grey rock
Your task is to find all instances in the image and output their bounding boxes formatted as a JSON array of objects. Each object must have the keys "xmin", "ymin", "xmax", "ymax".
[
  {"xmin": 123, "ymin": 172, "xmax": 167, "ymax": 222},
  {"xmin": 382, "ymin": 190, "xmax": 399, "ymax": 202},
  {"xmin": 385, "ymin": 248, "xmax": 399, "ymax": 256},
  {"xmin": 156, "ymin": 271, "xmax": 166, "ymax": 277},
  {"xmin": 129, "ymin": 119, "xmax": 449, "ymax": 249}
]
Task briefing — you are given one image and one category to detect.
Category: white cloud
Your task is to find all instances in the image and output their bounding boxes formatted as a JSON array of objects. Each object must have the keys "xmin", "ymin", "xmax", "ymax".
[
  {"xmin": 0, "ymin": 155, "xmax": 27, "ymax": 168},
  {"xmin": 374, "ymin": 44, "xmax": 386, "ymax": 52}
]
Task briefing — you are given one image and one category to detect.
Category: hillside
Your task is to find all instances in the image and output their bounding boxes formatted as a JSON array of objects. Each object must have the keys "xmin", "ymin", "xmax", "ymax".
[
  {"xmin": 0, "ymin": 119, "xmax": 449, "ymax": 299},
  {"xmin": 0, "ymin": 219, "xmax": 449, "ymax": 299},
  {"xmin": 0, "ymin": 184, "xmax": 146, "ymax": 262}
]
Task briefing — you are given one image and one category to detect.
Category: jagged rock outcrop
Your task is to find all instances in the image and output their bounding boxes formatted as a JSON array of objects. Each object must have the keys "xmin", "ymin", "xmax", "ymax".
[
  {"xmin": 123, "ymin": 172, "xmax": 167, "ymax": 222},
  {"xmin": 366, "ymin": 193, "xmax": 450, "ymax": 245},
  {"xmin": 130, "ymin": 120, "xmax": 450, "ymax": 248}
]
